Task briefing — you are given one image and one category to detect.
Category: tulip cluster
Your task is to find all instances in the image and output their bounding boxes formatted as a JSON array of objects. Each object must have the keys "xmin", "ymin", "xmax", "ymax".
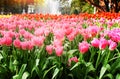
[
  {"xmin": 0, "ymin": 14, "xmax": 119, "ymax": 56},
  {"xmin": 0, "ymin": 13, "xmax": 120, "ymax": 79}
]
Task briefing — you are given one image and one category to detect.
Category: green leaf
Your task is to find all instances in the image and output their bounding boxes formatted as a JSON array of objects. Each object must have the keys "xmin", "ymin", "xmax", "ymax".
[
  {"xmin": 116, "ymin": 74, "xmax": 120, "ymax": 79},
  {"xmin": 67, "ymin": 49, "xmax": 77, "ymax": 55},
  {"xmin": 0, "ymin": 53, "xmax": 3, "ymax": 62},
  {"xmin": 22, "ymin": 72, "xmax": 30, "ymax": 79},
  {"xmin": 99, "ymin": 64, "xmax": 110, "ymax": 79},
  {"xmin": 35, "ymin": 59, "xmax": 40, "ymax": 66},
  {"xmin": 52, "ymin": 68, "xmax": 59, "ymax": 79},
  {"xmin": 87, "ymin": 76, "xmax": 95, "ymax": 79},
  {"xmin": 43, "ymin": 65, "xmax": 56, "ymax": 78},
  {"xmin": 68, "ymin": 74, "xmax": 74, "ymax": 79},
  {"xmin": 42, "ymin": 60, "xmax": 49, "ymax": 70},
  {"xmin": 70, "ymin": 62, "xmax": 80, "ymax": 70},
  {"xmin": 17, "ymin": 64, "xmax": 27, "ymax": 79},
  {"xmin": 86, "ymin": 62, "xmax": 95, "ymax": 73},
  {"xmin": 103, "ymin": 74, "xmax": 113, "ymax": 79},
  {"xmin": 13, "ymin": 75, "xmax": 19, "ymax": 79},
  {"xmin": 0, "ymin": 65, "xmax": 7, "ymax": 74},
  {"xmin": 111, "ymin": 58, "xmax": 120, "ymax": 74},
  {"xmin": 35, "ymin": 66, "xmax": 41, "ymax": 78},
  {"xmin": 9, "ymin": 56, "xmax": 14, "ymax": 72}
]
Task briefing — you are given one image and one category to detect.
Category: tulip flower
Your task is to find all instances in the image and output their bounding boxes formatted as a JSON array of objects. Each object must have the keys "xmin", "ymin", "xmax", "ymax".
[
  {"xmin": 99, "ymin": 38, "xmax": 108, "ymax": 50},
  {"xmin": 108, "ymin": 40, "xmax": 117, "ymax": 51},
  {"xmin": 91, "ymin": 38, "xmax": 99, "ymax": 48},
  {"xmin": 46, "ymin": 45, "xmax": 53, "ymax": 55},
  {"xmin": 79, "ymin": 41, "xmax": 90, "ymax": 54}
]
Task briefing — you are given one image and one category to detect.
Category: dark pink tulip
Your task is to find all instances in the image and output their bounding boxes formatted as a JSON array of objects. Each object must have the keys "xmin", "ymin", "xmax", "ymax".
[
  {"xmin": 28, "ymin": 41, "xmax": 34, "ymax": 50},
  {"xmin": 108, "ymin": 40, "xmax": 117, "ymax": 51},
  {"xmin": 68, "ymin": 56, "xmax": 78, "ymax": 66},
  {"xmin": 99, "ymin": 38, "xmax": 108, "ymax": 50},
  {"xmin": 68, "ymin": 56, "xmax": 78, "ymax": 63},
  {"xmin": 79, "ymin": 41, "xmax": 90, "ymax": 54},
  {"xmin": 5, "ymin": 37, "xmax": 12, "ymax": 46},
  {"xmin": 91, "ymin": 38, "xmax": 99, "ymax": 48},
  {"xmin": 65, "ymin": 27, "xmax": 73, "ymax": 35}
]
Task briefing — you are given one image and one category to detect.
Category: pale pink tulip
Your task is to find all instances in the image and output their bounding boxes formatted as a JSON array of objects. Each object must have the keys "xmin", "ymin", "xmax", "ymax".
[
  {"xmin": 53, "ymin": 39, "xmax": 63, "ymax": 47},
  {"xmin": 46, "ymin": 45, "xmax": 53, "ymax": 55},
  {"xmin": 55, "ymin": 46, "xmax": 63, "ymax": 56},
  {"xmin": 20, "ymin": 41, "xmax": 29, "ymax": 50},
  {"xmin": 32, "ymin": 36, "xmax": 45, "ymax": 47}
]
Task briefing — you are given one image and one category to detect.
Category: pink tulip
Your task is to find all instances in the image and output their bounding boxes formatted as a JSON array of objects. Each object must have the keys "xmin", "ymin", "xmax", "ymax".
[
  {"xmin": 99, "ymin": 38, "xmax": 108, "ymax": 50},
  {"xmin": 67, "ymin": 34, "xmax": 75, "ymax": 41},
  {"xmin": 0, "ymin": 36, "xmax": 12, "ymax": 46},
  {"xmin": 68, "ymin": 56, "xmax": 78, "ymax": 66},
  {"xmin": 32, "ymin": 36, "xmax": 45, "ymax": 47},
  {"xmin": 54, "ymin": 29, "xmax": 65, "ymax": 41},
  {"xmin": 19, "ymin": 29, "xmax": 26, "ymax": 35},
  {"xmin": 53, "ymin": 39, "xmax": 63, "ymax": 47},
  {"xmin": 34, "ymin": 28, "xmax": 44, "ymax": 36},
  {"xmin": 79, "ymin": 41, "xmax": 90, "ymax": 54},
  {"xmin": 65, "ymin": 27, "xmax": 73, "ymax": 35},
  {"xmin": 108, "ymin": 40, "xmax": 117, "ymax": 51},
  {"xmin": 5, "ymin": 37, "xmax": 12, "ymax": 46},
  {"xmin": 55, "ymin": 46, "xmax": 63, "ymax": 56},
  {"xmin": 46, "ymin": 45, "xmax": 53, "ymax": 55},
  {"xmin": 13, "ymin": 38, "xmax": 21, "ymax": 48},
  {"xmin": 28, "ymin": 41, "xmax": 34, "ymax": 50},
  {"xmin": 20, "ymin": 41, "xmax": 29, "ymax": 50},
  {"xmin": 91, "ymin": 38, "xmax": 99, "ymax": 48},
  {"xmin": 68, "ymin": 56, "xmax": 78, "ymax": 63},
  {"xmin": 88, "ymin": 26, "xmax": 100, "ymax": 37}
]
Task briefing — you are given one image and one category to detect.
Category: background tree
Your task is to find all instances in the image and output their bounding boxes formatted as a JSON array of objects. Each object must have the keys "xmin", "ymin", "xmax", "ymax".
[
  {"xmin": 85, "ymin": 0, "xmax": 120, "ymax": 13},
  {"xmin": 70, "ymin": 0, "xmax": 94, "ymax": 14}
]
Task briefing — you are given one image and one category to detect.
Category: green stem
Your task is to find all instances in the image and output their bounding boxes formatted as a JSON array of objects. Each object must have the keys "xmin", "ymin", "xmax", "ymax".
[
  {"xmin": 104, "ymin": 50, "xmax": 110, "ymax": 66},
  {"xmin": 95, "ymin": 50, "xmax": 101, "ymax": 68},
  {"xmin": 79, "ymin": 53, "xmax": 83, "ymax": 62},
  {"xmin": 89, "ymin": 47, "xmax": 96, "ymax": 62}
]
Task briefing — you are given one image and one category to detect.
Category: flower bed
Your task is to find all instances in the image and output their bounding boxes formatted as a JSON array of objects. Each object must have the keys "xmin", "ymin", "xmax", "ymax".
[
  {"xmin": 0, "ymin": 13, "xmax": 120, "ymax": 79},
  {"xmin": 0, "ymin": 15, "xmax": 11, "ymax": 18}
]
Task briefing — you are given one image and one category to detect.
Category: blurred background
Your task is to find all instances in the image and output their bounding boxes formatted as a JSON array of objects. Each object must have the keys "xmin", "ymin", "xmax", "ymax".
[{"xmin": 0, "ymin": 0, "xmax": 120, "ymax": 14}]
